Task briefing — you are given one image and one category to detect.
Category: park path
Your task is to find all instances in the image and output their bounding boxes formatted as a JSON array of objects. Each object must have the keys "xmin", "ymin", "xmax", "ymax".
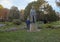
[
  {"xmin": 0, "ymin": 24, "xmax": 6, "ymax": 27},
  {"xmin": 5, "ymin": 26, "xmax": 26, "ymax": 32},
  {"xmin": 0, "ymin": 23, "xmax": 27, "ymax": 32},
  {"xmin": 3, "ymin": 24, "xmax": 27, "ymax": 32}
]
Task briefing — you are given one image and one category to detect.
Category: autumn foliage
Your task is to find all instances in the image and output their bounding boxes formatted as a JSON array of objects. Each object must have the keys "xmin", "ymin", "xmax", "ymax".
[{"xmin": 0, "ymin": 5, "xmax": 9, "ymax": 21}]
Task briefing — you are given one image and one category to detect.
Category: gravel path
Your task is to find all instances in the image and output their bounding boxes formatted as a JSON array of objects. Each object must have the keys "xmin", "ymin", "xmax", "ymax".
[{"xmin": 0, "ymin": 24, "xmax": 6, "ymax": 27}]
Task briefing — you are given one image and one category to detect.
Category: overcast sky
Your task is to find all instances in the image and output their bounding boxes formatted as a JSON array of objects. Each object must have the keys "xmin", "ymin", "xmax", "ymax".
[
  {"xmin": 0, "ymin": 0, "xmax": 60, "ymax": 12},
  {"xmin": 46, "ymin": 0, "xmax": 60, "ymax": 12},
  {"xmin": 0, "ymin": 0, "xmax": 36, "ymax": 9}
]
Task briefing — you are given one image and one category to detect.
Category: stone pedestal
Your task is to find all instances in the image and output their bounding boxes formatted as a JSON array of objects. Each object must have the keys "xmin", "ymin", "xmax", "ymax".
[{"xmin": 30, "ymin": 23, "xmax": 37, "ymax": 32}]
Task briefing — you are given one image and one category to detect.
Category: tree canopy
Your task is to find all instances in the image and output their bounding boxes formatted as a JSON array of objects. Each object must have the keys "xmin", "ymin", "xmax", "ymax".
[
  {"xmin": 56, "ymin": 0, "xmax": 60, "ymax": 6},
  {"xmin": 8, "ymin": 6, "xmax": 20, "ymax": 21},
  {"xmin": 0, "ymin": 5, "xmax": 3, "ymax": 9},
  {"xmin": 24, "ymin": 0, "xmax": 45, "ymax": 19},
  {"xmin": 24, "ymin": 0, "xmax": 59, "ymax": 22}
]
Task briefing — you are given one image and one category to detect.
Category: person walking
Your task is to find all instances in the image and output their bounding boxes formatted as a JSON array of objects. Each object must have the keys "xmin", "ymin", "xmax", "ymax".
[{"xmin": 26, "ymin": 18, "xmax": 30, "ymax": 30}]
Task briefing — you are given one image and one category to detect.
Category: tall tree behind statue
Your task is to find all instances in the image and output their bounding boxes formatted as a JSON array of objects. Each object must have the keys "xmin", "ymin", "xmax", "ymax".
[{"xmin": 25, "ymin": 0, "xmax": 59, "ymax": 22}]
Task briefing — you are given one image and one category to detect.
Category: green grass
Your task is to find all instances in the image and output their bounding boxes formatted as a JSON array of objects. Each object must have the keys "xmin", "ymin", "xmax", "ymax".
[
  {"xmin": 0, "ymin": 22, "xmax": 17, "ymax": 30},
  {"xmin": 0, "ymin": 22, "xmax": 26, "ymax": 31},
  {"xmin": 49, "ymin": 21, "xmax": 60, "ymax": 25},
  {"xmin": 0, "ymin": 29, "xmax": 60, "ymax": 42},
  {"xmin": 0, "ymin": 21, "xmax": 60, "ymax": 42},
  {"xmin": 0, "ymin": 21, "xmax": 60, "ymax": 30},
  {"xmin": 38, "ymin": 21, "xmax": 60, "ymax": 29}
]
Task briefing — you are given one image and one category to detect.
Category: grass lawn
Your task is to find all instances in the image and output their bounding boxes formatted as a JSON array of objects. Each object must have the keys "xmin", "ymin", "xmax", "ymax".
[
  {"xmin": 0, "ymin": 21, "xmax": 60, "ymax": 42},
  {"xmin": 37, "ymin": 21, "xmax": 60, "ymax": 29},
  {"xmin": 0, "ymin": 29, "xmax": 60, "ymax": 42},
  {"xmin": 0, "ymin": 22, "xmax": 26, "ymax": 31}
]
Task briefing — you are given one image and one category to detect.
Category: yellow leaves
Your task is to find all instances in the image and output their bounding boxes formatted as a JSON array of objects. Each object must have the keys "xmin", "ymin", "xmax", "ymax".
[
  {"xmin": 0, "ymin": 5, "xmax": 3, "ymax": 9},
  {"xmin": 20, "ymin": 10, "xmax": 24, "ymax": 14}
]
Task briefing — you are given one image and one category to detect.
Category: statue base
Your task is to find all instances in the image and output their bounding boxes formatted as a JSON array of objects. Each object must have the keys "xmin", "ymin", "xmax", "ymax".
[{"xmin": 29, "ymin": 23, "xmax": 37, "ymax": 32}]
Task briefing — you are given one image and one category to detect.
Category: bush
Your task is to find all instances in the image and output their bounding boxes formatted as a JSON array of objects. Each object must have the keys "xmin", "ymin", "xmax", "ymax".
[
  {"xmin": 45, "ymin": 24, "xmax": 52, "ymax": 28},
  {"xmin": 5, "ymin": 22, "xmax": 13, "ymax": 26},
  {"xmin": 40, "ymin": 24, "xmax": 53, "ymax": 29},
  {"xmin": 13, "ymin": 19, "xmax": 21, "ymax": 25}
]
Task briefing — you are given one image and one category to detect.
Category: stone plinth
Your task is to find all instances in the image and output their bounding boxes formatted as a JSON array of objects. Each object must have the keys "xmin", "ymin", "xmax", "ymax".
[{"xmin": 30, "ymin": 23, "xmax": 37, "ymax": 32}]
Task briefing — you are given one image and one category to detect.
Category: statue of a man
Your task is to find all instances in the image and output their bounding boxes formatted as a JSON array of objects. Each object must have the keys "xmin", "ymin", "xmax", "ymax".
[{"xmin": 30, "ymin": 6, "xmax": 36, "ymax": 23}]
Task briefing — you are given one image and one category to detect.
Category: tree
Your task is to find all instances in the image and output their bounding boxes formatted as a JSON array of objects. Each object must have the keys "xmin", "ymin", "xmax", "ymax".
[
  {"xmin": 45, "ymin": 5, "xmax": 59, "ymax": 22},
  {"xmin": 0, "ymin": 5, "xmax": 3, "ymax": 15},
  {"xmin": 3, "ymin": 8, "xmax": 9, "ymax": 21},
  {"xmin": 25, "ymin": 0, "xmax": 59, "ymax": 22},
  {"xmin": 0, "ymin": 5, "xmax": 3, "ymax": 9},
  {"xmin": 56, "ymin": 0, "xmax": 60, "ymax": 7},
  {"xmin": 20, "ymin": 9, "xmax": 25, "ymax": 21},
  {"xmin": 24, "ymin": 0, "xmax": 45, "ymax": 19},
  {"xmin": 8, "ymin": 6, "xmax": 20, "ymax": 21},
  {"xmin": 0, "ymin": 5, "xmax": 9, "ymax": 22}
]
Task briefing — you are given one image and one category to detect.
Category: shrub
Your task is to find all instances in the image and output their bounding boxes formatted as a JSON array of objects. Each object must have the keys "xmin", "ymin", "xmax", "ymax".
[
  {"xmin": 41, "ymin": 24, "xmax": 53, "ymax": 29},
  {"xmin": 13, "ymin": 19, "xmax": 21, "ymax": 25},
  {"xmin": 44, "ymin": 24, "xmax": 56, "ymax": 29},
  {"xmin": 45, "ymin": 24, "xmax": 52, "ymax": 28}
]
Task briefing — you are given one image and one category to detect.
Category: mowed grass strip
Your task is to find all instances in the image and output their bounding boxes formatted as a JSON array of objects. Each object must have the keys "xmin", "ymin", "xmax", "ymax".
[{"xmin": 0, "ymin": 29, "xmax": 60, "ymax": 42}]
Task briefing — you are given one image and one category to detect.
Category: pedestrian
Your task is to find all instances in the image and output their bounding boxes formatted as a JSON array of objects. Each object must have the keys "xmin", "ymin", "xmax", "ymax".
[{"xmin": 26, "ymin": 18, "xmax": 30, "ymax": 30}]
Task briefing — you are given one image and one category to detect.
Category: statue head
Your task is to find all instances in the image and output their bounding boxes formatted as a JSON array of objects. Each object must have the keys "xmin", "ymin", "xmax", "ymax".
[{"xmin": 31, "ymin": 6, "xmax": 35, "ymax": 9}]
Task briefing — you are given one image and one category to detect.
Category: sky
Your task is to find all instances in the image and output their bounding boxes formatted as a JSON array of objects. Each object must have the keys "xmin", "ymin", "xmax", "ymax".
[
  {"xmin": 0, "ymin": 0, "xmax": 60, "ymax": 12},
  {"xmin": 0, "ymin": 0, "xmax": 36, "ymax": 9},
  {"xmin": 46, "ymin": 0, "xmax": 60, "ymax": 12}
]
